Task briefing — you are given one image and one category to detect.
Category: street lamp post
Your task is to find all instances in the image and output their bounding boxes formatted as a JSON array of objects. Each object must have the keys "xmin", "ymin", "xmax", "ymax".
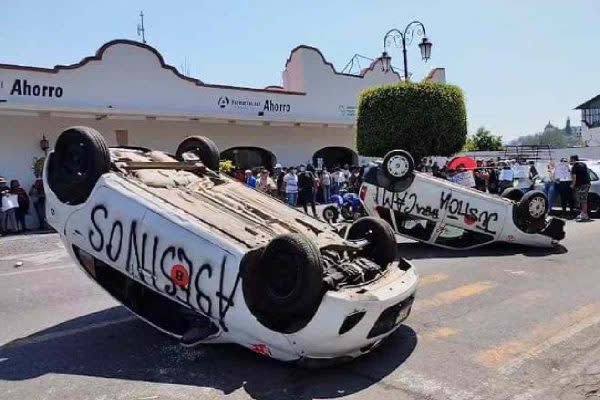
[{"xmin": 382, "ymin": 21, "xmax": 432, "ymax": 80}]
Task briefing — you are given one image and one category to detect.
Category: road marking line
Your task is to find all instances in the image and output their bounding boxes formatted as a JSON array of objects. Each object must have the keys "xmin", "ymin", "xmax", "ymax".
[
  {"xmin": 393, "ymin": 369, "xmax": 482, "ymax": 400},
  {"xmin": 0, "ymin": 249, "xmax": 66, "ymax": 263},
  {"xmin": 1, "ymin": 316, "xmax": 137, "ymax": 349},
  {"xmin": 418, "ymin": 273, "xmax": 449, "ymax": 287},
  {"xmin": 419, "ymin": 327, "xmax": 459, "ymax": 342},
  {"xmin": 474, "ymin": 304, "xmax": 600, "ymax": 372},
  {"xmin": 0, "ymin": 265, "xmax": 72, "ymax": 277},
  {"xmin": 415, "ymin": 281, "xmax": 495, "ymax": 312}
]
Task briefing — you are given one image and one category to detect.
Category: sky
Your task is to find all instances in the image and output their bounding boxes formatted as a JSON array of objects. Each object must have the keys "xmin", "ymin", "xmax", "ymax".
[{"xmin": 1, "ymin": 0, "xmax": 598, "ymax": 140}]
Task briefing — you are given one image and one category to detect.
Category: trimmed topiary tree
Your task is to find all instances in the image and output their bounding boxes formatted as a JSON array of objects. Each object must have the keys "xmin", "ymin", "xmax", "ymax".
[{"xmin": 357, "ymin": 81, "xmax": 467, "ymax": 160}]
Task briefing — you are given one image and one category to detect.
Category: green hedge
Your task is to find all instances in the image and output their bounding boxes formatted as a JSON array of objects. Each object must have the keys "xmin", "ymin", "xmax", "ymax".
[{"xmin": 356, "ymin": 81, "xmax": 467, "ymax": 160}]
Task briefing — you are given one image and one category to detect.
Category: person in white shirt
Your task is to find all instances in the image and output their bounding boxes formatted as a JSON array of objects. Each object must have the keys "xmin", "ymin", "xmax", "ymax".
[
  {"xmin": 498, "ymin": 165, "xmax": 514, "ymax": 193},
  {"xmin": 320, "ymin": 168, "xmax": 331, "ymax": 203},
  {"xmin": 283, "ymin": 168, "xmax": 298, "ymax": 206},
  {"xmin": 554, "ymin": 158, "xmax": 574, "ymax": 214}
]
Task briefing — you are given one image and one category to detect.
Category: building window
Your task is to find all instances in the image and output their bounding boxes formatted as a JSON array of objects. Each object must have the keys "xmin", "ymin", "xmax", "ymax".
[
  {"xmin": 115, "ymin": 130, "xmax": 129, "ymax": 146},
  {"xmin": 582, "ymin": 108, "xmax": 600, "ymax": 128}
]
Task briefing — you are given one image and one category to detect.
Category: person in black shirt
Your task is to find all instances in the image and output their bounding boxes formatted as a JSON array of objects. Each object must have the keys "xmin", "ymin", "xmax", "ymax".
[
  {"xmin": 570, "ymin": 155, "xmax": 591, "ymax": 222},
  {"xmin": 297, "ymin": 164, "xmax": 318, "ymax": 218}
]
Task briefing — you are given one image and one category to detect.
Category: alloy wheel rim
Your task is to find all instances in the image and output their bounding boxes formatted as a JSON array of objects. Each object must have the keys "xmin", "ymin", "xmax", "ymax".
[
  {"xmin": 387, "ymin": 155, "xmax": 409, "ymax": 177},
  {"xmin": 529, "ymin": 197, "xmax": 546, "ymax": 218}
]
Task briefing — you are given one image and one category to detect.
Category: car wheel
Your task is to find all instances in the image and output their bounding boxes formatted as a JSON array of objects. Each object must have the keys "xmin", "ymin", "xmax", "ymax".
[
  {"xmin": 47, "ymin": 126, "xmax": 111, "ymax": 205},
  {"xmin": 322, "ymin": 205, "xmax": 339, "ymax": 223},
  {"xmin": 382, "ymin": 150, "xmax": 414, "ymax": 181},
  {"xmin": 516, "ymin": 190, "xmax": 549, "ymax": 231},
  {"xmin": 340, "ymin": 204, "xmax": 353, "ymax": 220},
  {"xmin": 243, "ymin": 234, "xmax": 324, "ymax": 333},
  {"xmin": 175, "ymin": 136, "xmax": 220, "ymax": 171},
  {"xmin": 347, "ymin": 217, "xmax": 397, "ymax": 268},
  {"xmin": 588, "ymin": 193, "xmax": 600, "ymax": 216},
  {"xmin": 501, "ymin": 187, "xmax": 524, "ymax": 202}
]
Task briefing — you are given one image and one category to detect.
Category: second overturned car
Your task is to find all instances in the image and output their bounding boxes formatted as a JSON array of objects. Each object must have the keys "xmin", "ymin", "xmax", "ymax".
[
  {"xmin": 43, "ymin": 126, "xmax": 418, "ymax": 366},
  {"xmin": 359, "ymin": 150, "xmax": 566, "ymax": 250}
]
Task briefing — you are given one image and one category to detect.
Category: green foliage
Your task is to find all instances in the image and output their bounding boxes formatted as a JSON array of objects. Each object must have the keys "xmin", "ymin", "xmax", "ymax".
[
  {"xmin": 465, "ymin": 126, "xmax": 503, "ymax": 151},
  {"xmin": 32, "ymin": 157, "xmax": 45, "ymax": 178},
  {"xmin": 356, "ymin": 81, "xmax": 468, "ymax": 160},
  {"xmin": 462, "ymin": 137, "xmax": 477, "ymax": 152},
  {"xmin": 511, "ymin": 127, "xmax": 580, "ymax": 148},
  {"xmin": 219, "ymin": 159, "xmax": 234, "ymax": 173}
]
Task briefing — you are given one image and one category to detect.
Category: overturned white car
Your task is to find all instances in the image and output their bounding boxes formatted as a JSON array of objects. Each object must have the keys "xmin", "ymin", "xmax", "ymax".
[
  {"xmin": 43, "ymin": 127, "xmax": 417, "ymax": 366},
  {"xmin": 359, "ymin": 150, "xmax": 565, "ymax": 250}
]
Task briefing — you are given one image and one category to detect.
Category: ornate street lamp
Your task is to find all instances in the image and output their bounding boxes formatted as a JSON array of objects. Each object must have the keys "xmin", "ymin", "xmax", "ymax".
[
  {"xmin": 382, "ymin": 21, "xmax": 432, "ymax": 80},
  {"xmin": 40, "ymin": 134, "xmax": 50, "ymax": 154}
]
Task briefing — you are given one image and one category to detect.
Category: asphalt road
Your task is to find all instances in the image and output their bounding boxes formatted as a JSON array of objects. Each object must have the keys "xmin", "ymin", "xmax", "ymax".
[{"xmin": 1, "ymin": 220, "xmax": 600, "ymax": 400}]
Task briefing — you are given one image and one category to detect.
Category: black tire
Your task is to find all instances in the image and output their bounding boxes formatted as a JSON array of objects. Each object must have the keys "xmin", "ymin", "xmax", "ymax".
[
  {"xmin": 501, "ymin": 188, "xmax": 524, "ymax": 202},
  {"xmin": 175, "ymin": 136, "xmax": 220, "ymax": 171},
  {"xmin": 588, "ymin": 193, "xmax": 600, "ymax": 216},
  {"xmin": 340, "ymin": 204, "xmax": 353, "ymax": 221},
  {"xmin": 322, "ymin": 206, "xmax": 339, "ymax": 223},
  {"xmin": 347, "ymin": 217, "xmax": 397, "ymax": 267},
  {"xmin": 516, "ymin": 190, "xmax": 549, "ymax": 231},
  {"xmin": 382, "ymin": 150, "xmax": 414, "ymax": 181},
  {"xmin": 47, "ymin": 126, "xmax": 110, "ymax": 205},
  {"xmin": 242, "ymin": 234, "xmax": 324, "ymax": 333}
]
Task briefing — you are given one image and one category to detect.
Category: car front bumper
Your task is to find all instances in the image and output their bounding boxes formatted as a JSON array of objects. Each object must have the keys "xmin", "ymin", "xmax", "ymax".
[{"xmin": 284, "ymin": 261, "xmax": 418, "ymax": 362}]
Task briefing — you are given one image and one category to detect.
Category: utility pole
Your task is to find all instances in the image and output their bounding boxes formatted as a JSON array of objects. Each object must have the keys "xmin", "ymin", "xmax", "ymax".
[{"xmin": 137, "ymin": 11, "xmax": 146, "ymax": 44}]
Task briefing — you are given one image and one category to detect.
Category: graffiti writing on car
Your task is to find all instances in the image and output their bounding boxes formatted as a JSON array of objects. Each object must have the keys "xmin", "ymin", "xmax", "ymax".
[
  {"xmin": 439, "ymin": 191, "xmax": 499, "ymax": 234},
  {"xmin": 374, "ymin": 187, "xmax": 499, "ymax": 234},
  {"xmin": 88, "ymin": 204, "xmax": 240, "ymax": 331},
  {"xmin": 375, "ymin": 187, "xmax": 440, "ymax": 219}
]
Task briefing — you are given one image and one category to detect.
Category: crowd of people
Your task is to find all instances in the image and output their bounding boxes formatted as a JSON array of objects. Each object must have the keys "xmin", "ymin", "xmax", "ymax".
[
  {"xmin": 419, "ymin": 154, "xmax": 592, "ymax": 222},
  {"xmin": 0, "ymin": 177, "xmax": 46, "ymax": 236},
  {"xmin": 1, "ymin": 154, "xmax": 592, "ymax": 237},
  {"xmin": 228, "ymin": 163, "xmax": 364, "ymax": 218}
]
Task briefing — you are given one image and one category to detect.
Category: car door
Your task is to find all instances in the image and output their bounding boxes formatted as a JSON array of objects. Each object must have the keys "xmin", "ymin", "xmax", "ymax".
[{"xmin": 436, "ymin": 185, "xmax": 507, "ymax": 244}]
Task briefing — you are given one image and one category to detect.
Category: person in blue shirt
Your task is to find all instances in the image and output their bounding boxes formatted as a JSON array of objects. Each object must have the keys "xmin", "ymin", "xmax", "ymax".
[{"xmin": 245, "ymin": 169, "xmax": 257, "ymax": 188}]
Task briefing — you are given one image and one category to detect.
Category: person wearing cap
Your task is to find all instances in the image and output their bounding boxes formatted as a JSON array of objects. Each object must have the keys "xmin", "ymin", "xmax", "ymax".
[
  {"xmin": 245, "ymin": 170, "xmax": 257, "ymax": 189},
  {"xmin": 570, "ymin": 155, "xmax": 591, "ymax": 222}
]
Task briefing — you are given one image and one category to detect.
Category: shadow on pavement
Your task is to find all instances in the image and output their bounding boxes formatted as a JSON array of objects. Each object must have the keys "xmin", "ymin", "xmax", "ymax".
[
  {"xmin": 0, "ymin": 307, "xmax": 418, "ymax": 399},
  {"xmin": 397, "ymin": 241, "xmax": 568, "ymax": 260}
]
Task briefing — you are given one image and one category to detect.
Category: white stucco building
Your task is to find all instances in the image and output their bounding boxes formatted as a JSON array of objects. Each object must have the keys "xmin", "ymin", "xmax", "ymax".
[
  {"xmin": 0, "ymin": 39, "xmax": 445, "ymax": 226},
  {"xmin": 576, "ymin": 94, "xmax": 600, "ymax": 146}
]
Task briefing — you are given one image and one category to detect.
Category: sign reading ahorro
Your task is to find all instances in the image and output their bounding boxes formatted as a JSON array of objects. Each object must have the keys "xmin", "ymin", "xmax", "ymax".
[{"xmin": 217, "ymin": 95, "xmax": 291, "ymax": 115}]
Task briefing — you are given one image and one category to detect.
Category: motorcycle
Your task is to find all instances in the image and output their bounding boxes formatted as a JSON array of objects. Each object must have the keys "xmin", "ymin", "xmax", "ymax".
[{"xmin": 322, "ymin": 188, "xmax": 366, "ymax": 223}]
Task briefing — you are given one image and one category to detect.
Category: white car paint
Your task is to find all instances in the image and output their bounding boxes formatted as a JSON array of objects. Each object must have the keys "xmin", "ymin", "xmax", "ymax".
[
  {"xmin": 43, "ymin": 149, "xmax": 418, "ymax": 365},
  {"xmin": 360, "ymin": 170, "xmax": 564, "ymax": 250}
]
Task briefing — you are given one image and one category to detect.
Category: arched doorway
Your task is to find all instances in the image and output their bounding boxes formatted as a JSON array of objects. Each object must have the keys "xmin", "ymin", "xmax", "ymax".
[
  {"xmin": 220, "ymin": 147, "xmax": 276, "ymax": 170},
  {"xmin": 312, "ymin": 147, "xmax": 358, "ymax": 169}
]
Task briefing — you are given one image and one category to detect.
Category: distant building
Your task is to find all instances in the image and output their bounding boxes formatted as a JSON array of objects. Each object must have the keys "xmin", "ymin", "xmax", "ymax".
[
  {"xmin": 576, "ymin": 94, "xmax": 600, "ymax": 146},
  {"xmin": 544, "ymin": 121, "xmax": 558, "ymax": 132}
]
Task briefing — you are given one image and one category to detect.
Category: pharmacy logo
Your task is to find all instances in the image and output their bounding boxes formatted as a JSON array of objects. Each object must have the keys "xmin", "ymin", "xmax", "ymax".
[{"xmin": 218, "ymin": 96, "xmax": 229, "ymax": 109}]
